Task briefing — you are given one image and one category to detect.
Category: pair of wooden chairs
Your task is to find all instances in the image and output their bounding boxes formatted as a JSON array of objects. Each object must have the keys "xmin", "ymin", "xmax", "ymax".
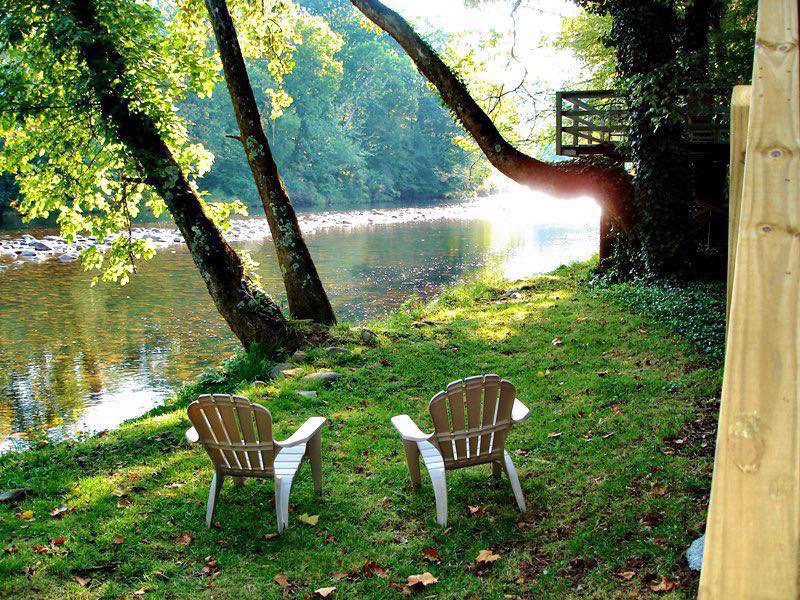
[{"xmin": 186, "ymin": 374, "xmax": 529, "ymax": 531}]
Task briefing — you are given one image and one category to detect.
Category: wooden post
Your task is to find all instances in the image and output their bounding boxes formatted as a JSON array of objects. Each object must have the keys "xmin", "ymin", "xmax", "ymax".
[
  {"xmin": 699, "ymin": 1, "xmax": 800, "ymax": 597},
  {"xmin": 725, "ymin": 85, "xmax": 751, "ymax": 326}
]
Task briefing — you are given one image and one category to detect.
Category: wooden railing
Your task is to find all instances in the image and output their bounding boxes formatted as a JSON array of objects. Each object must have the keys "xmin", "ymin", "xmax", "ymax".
[
  {"xmin": 700, "ymin": 1, "xmax": 799, "ymax": 597},
  {"xmin": 555, "ymin": 90, "xmax": 729, "ymax": 158}
]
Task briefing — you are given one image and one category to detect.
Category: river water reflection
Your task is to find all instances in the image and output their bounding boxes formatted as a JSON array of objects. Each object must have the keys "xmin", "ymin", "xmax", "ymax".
[{"xmin": 0, "ymin": 194, "xmax": 599, "ymax": 450}]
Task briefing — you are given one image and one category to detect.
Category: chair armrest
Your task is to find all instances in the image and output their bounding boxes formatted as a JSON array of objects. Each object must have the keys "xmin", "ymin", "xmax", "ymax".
[
  {"xmin": 185, "ymin": 427, "xmax": 199, "ymax": 443},
  {"xmin": 512, "ymin": 399, "xmax": 530, "ymax": 423},
  {"xmin": 391, "ymin": 415, "xmax": 433, "ymax": 442},
  {"xmin": 275, "ymin": 416, "xmax": 326, "ymax": 448}
]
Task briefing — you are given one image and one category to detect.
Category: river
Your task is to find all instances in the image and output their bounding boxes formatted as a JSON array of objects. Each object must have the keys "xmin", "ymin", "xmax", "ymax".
[{"xmin": 0, "ymin": 193, "xmax": 599, "ymax": 451}]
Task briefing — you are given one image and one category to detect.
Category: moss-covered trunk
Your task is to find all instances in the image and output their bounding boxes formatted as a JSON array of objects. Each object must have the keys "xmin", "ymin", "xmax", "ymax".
[
  {"xmin": 204, "ymin": 0, "xmax": 336, "ymax": 325},
  {"xmin": 70, "ymin": 0, "xmax": 295, "ymax": 352}
]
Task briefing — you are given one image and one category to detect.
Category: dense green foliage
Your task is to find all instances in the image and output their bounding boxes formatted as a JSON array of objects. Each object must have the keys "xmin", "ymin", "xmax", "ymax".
[
  {"xmin": 0, "ymin": 261, "xmax": 723, "ymax": 597},
  {"xmin": 184, "ymin": 0, "xmax": 481, "ymax": 208}
]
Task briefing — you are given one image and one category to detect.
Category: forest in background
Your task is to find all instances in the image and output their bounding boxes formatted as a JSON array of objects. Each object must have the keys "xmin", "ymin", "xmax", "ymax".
[{"xmin": 0, "ymin": 0, "xmax": 486, "ymax": 219}]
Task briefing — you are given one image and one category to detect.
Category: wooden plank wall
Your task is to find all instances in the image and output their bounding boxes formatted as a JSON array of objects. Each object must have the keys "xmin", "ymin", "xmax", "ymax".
[
  {"xmin": 726, "ymin": 85, "xmax": 751, "ymax": 325},
  {"xmin": 699, "ymin": 1, "xmax": 800, "ymax": 597}
]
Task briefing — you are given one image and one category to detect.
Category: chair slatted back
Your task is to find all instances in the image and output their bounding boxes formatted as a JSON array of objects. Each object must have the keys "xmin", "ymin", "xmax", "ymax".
[
  {"xmin": 188, "ymin": 395, "xmax": 274, "ymax": 476},
  {"xmin": 429, "ymin": 375, "xmax": 516, "ymax": 469}
]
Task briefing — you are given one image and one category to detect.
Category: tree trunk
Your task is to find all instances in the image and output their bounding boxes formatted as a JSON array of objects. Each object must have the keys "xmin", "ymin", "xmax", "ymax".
[
  {"xmin": 350, "ymin": 0, "xmax": 635, "ymax": 265},
  {"xmin": 70, "ymin": 0, "xmax": 296, "ymax": 352},
  {"xmin": 204, "ymin": 0, "xmax": 336, "ymax": 324}
]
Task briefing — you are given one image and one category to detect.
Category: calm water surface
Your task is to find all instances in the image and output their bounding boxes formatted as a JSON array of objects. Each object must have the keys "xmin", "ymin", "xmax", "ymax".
[{"xmin": 0, "ymin": 194, "xmax": 599, "ymax": 450}]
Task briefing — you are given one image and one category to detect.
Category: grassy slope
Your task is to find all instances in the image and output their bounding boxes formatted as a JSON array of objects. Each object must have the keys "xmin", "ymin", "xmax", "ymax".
[{"xmin": 0, "ymin": 262, "xmax": 723, "ymax": 599}]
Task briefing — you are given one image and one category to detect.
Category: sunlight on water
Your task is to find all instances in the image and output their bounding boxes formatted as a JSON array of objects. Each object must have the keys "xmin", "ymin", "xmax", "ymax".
[{"xmin": 0, "ymin": 196, "xmax": 599, "ymax": 450}]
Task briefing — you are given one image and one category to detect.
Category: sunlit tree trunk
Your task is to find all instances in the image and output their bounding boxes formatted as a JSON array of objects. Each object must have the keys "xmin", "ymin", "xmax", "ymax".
[
  {"xmin": 350, "ymin": 0, "xmax": 635, "ymax": 269},
  {"xmin": 204, "ymin": 0, "xmax": 336, "ymax": 324},
  {"xmin": 70, "ymin": 0, "xmax": 296, "ymax": 351}
]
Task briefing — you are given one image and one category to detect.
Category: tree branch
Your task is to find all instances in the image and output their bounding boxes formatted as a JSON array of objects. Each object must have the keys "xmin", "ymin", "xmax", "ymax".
[{"xmin": 349, "ymin": 0, "xmax": 634, "ymax": 229}]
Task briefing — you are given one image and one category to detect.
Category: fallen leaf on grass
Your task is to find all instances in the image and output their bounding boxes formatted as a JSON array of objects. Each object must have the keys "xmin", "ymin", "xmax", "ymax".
[
  {"xmin": 165, "ymin": 482, "xmax": 184, "ymax": 489},
  {"xmin": 466, "ymin": 505, "xmax": 487, "ymax": 517},
  {"xmin": 274, "ymin": 574, "xmax": 290, "ymax": 589},
  {"xmin": 547, "ymin": 432, "xmax": 563, "ymax": 438},
  {"xmin": 475, "ymin": 549, "xmax": 501, "ymax": 564},
  {"xmin": 551, "ymin": 337, "xmax": 563, "ymax": 346},
  {"xmin": 17, "ymin": 510, "xmax": 33, "ymax": 520},
  {"xmin": 176, "ymin": 532, "xmax": 194, "ymax": 547},
  {"xmin": 361, "ymin": 560, "xmax": 388, "ymax": 578},
  {"xmin": 50, "ymin": 506, "xmax": 73, "ymax": 519},
  {"xmin": 651, "ymin": 485, "xmax": 667, "ymax": 497},
  {"xmin": 649, "ymin": 576, "xmax": 679, "ymax": 592},
  {"xmin": 112, "ymin": 535, "xmax": 124, "ymax": 545},
  {"xmin": 51, "ymin": 536, "xmax": 66, "ymax": 546},
  {"xmin": 422, "ymin": 547, "xmax": 440, "ymax": 563},
  {"xmin": 379, "ymin": 358, "xmax": 391, "ymax": 367},
  {"xmin": 331, "ymin": 572, "xmax": 348, "ymax": 580},
  {"xmin": 610, "ymin": 404, "xmax": 624, "ymax": 415},
  {"xmin": 263, "ymin": 533, "xmax": 279, "ymax": 541},
  {"xmin": 4, "ymin": 545, "xmax": 17, "ymax": 555},
  {"xmin": 314, "ymin": 586, "xmax": 336, "ymax": 598},
  {"xmin": 116, "ymin": 498, "xmax": 133, "ymax": 509},
  {"xmin": 298, "ymin": 513, "xmax": 319, "ymax": 526},
  {"xmin": 132, "ymin": 586, "xmax": 147, "ymax": 596},
  {"xmin": 596, "ymin": 371, "xmax": 609, "ymax": 378},
  {"xmin": 616, "ymin": 570, "xmax": 636, "ymax": 580},
  {"xmin": 74, "ymin": 575, "xmax": 91, "ymax": 587},
  {"xmin": 32, "ymin": 544, "xmax": 49, "ymax": 555},
  {"xmin": 407, "ymin": 572, "xmax": 438, "ymax": 588}
]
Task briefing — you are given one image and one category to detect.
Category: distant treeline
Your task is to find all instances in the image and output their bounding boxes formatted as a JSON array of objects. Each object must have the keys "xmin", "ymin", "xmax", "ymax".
[{"xmin": 0, "ymin": 0, "xmax": 482, "ymax": 220}]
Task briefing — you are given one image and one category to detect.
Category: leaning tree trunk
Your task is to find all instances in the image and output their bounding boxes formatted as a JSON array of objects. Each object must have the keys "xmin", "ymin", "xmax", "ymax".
[
  {"xmin": 70, "ymin": 0, "xmax": 295, "ymax": 351},
  {"xmin": 350, "ymin": 0, "xmax": 635, "ymax": 267},
  {"xmin": 204, "ymin": 0, "xmax": 336, "ymax": 324}
]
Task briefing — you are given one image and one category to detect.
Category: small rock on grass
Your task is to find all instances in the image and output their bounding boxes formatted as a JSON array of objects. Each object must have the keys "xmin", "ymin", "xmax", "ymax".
[
  {"xmin": 291, "ymin": 350, "xmax": 309, "ymax": 363},
  {"xmin": 686, "ymin": 534, "xmax": 704, "ymax": 571},
  {"xmin": 0, "ymin": 488, "xmax": 33, "ymax": 504},
  {"xmin": 301, "ymin": 372, "xmax": 342, "ymax": 387},
  {"xmin": 269, "ymin": 362, "xmax": 294, "ymax": 379},
  {"xmin": 359, "ymin": 329, "xmax": 377, "ymax": 345},
  {"xmin": 296, "ymin": 391, "xmax": 318, "ymax": 398},
  {"xmin": 325, "ymin": 347, "xmax": 348, "ymax": 355}
]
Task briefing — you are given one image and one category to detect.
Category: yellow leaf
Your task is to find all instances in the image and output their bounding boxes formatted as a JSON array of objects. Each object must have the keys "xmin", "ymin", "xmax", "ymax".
[
  {"xmin": 298, "ymin": 513, "xmax": 319, "ymax": 526},
  {"xmin": 475, "ymin": 549, "xmax": 501, "ymax": 564},
  {"xmin": 18, "ymin": 510, "xmax": 33, "ymax": 520},
  {"xmin": 407, "ymin": 572, "xmax": 438, "ymax": 587}
]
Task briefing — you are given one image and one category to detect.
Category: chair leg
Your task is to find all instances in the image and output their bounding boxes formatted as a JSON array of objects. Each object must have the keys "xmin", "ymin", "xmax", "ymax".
[
  {"xmin": 308, "ymin": 431, "xmax": 323, "ymax": 495},
  {"xmin": 503, "ymin": 451, "xmax": 526, "ymax": 512},
  {"xmin": 206, "ymin": 472, "xmax": 225, "ymax": 528},
  {"xmin": 402, "ymin": 440, "xmax": 422, "ymax": 489},
  {"xmin": 274, "ymin": 475, "xmax": 294, "ymax": 533},
  {"xmin": 428, "ymin": 468, "xmax": 448, "ymax": 526},
  {"xmin": 492, "ymin": 461, "xmax": 502, "ymax": 479}
]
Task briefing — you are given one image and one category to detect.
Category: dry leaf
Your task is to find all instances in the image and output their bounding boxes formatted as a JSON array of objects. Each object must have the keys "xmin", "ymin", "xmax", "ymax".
[
  {"xmin": 422, "ymin": 547, "xmax": 440, "ymax": 563},
  {"xmin": 176, "ymin": 532, "xmax": 194, "ymax": 547},
  {"xmin": 116, "ymin": 498, "xmax": 133, "ymax": 508},
  {"xmin": 112, "ymin": 535, "xmax": 124, "ymax": 545},
  {"xmin": 4, "ymin": 545, "xmax": 17, "ymax": 555},
  {"xmin": 50, "ymin": 506, "xmax": 72, "ymax": 519},
  {"xmin": 610, "ymin": 404, "xmax": 624, "ymax": 415},
  {"xmin": 32, "ymin": 544, "xmax": 49, "ymax": 555},
  {"xmin": 331, "ymin": 572, "xmax": 348, "ymax": 580},
  {"xmin": 75, "ymin": 575, "xmax": 91, "ymax": 587},
  {"xmin": 551, "ymin": 337, "xmax": 563, "ymax": 346},
  {"xmin": 616, "ymin": 570, "xmax": 636, "ymax": 580},
  {"xmin": 596, "ymin": 371, "xmax": 609, "ymax": 378},
  {"xmin": 264, "ymin": 533, "xmax": 279, "ymax": 541},
  {"xmin": 165, "ymin": 482, "xmax": 184, "ymax": 489},
  {"xmin": 649, "ymin": 576, "xmax": 679, "ymax": 592},
  {"xmin": 407, "ymin": 572, "xmax": 438, "ymax": 588},
  {"xmin": 467, "ymin": 505, "xmax": 487, "ymax": 516},
  {"xmin": 547, "ymin": 432, "xmax": 563, "ymax": 438},
  {"xmin": 651, "ymin": 485, "xmax": 667, "ymax": 497},
  {"xmin": 475, "ymin": 549, "xmax": 501, "ymax": 564},
  {"xmin": 361, "ymin": 560, "xmax": 388, "ymax": 578},
  {"xmin": 17, "ymin": 510, "xmax": 33, "ymax": 520},
  {"xmin": 132, "ymin": 586, "xmax": 147, "ymax": 596},
  {"xmin": 51, "ymin": 536, "xmax": 66, "ymax": 546},
  {"xmin": 298, "ymin": 513, "xmax": 319, "ymax": 526},
  {"xmin": 314, "ymin": 587, "xmax": 336, "ymax": 598},
  {"xmin": 274, "ymin": 574, "xmax": 290, "ymax": 589}
]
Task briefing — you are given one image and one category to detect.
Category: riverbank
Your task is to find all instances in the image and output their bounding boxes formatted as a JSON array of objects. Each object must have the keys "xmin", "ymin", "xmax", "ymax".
[
  {"xmin": 0, "ymin": 261, "xmax": 724, "ymax": 598},
  {"xmin": 0, "ymin": 199, "xmax": 488, "ymax": 267}
]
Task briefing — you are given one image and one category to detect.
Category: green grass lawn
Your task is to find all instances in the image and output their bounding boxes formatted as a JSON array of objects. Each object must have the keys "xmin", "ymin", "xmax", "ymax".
[{"xmin": 0, "ymin": 262, "xmax": 724, "ymax": 599}]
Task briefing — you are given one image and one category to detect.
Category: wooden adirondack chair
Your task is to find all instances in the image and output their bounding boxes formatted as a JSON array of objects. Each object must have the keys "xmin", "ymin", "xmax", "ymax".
[
  {"xmin": 391, "ymin": 374, "xmax": 530, "ymax": 525},
  {"xmin": 185, "ymin": 394, "xmax": 325, "ymax": 532}
]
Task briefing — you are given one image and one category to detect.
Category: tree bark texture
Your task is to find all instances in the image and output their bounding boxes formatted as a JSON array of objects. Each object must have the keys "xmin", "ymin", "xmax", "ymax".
[
  {"xmin": 205, "ymin": 0, "xmax": 336, "ymax": 324},
  {"xmin": 69, "ymin": 0, "xmax": 295, "ymax": 351}
]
